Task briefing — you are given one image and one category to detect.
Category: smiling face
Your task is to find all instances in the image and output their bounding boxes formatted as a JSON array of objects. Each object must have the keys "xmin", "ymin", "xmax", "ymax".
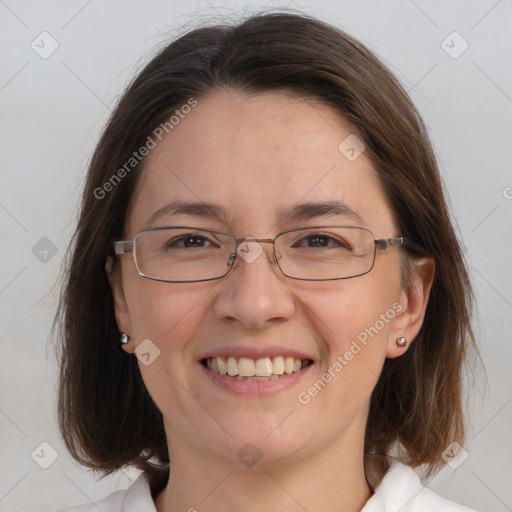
[{"xmin": 111, "ymin": 89, "xmax": 429, "ymax": 471}]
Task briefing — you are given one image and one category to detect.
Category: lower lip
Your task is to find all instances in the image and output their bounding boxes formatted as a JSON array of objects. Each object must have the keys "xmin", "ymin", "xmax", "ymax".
[{"xmin": 199, "ymin": 362, "xmax": 314, "ymax": 396}]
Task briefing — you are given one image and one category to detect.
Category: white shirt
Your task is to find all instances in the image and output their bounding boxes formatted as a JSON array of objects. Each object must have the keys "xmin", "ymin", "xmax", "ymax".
[{"xmin": 57, "ymin": 458, "xmax": 478, "ymax": 512}]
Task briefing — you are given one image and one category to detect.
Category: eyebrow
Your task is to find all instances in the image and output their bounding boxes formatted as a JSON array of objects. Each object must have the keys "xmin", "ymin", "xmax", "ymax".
[
  {"xmin": 145, "ymin": 199, "xmax": 365, "ymax": 228},
  {"xmin": 278, "ymin": 200, "xmax": 365, "ymax": 226}
]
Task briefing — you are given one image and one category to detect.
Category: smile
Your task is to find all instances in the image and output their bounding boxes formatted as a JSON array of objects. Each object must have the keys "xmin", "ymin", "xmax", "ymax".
[{"xmin": 201, "ymin": 356, "xmax": 313, "ymax": 380}]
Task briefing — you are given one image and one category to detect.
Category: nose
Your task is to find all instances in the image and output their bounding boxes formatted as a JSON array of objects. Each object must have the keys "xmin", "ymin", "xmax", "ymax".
[{"xmin": 212, "ymin": 238, "xmax": 296, "ymax": 329}]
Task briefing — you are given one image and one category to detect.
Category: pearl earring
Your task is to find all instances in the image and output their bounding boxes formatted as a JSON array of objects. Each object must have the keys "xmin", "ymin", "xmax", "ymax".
[
  {"xmin": 396, "ymin": 337, "xmax": 407, "ymax": 347},
  {"xmin": 120, "ymin": 333, "xmax": 130, "ymax": 345}
]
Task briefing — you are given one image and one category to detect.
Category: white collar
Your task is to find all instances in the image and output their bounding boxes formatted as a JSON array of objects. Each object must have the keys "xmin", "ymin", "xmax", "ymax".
[
  {"xmin": 122, "ymin": 472, "xmax": 156, "ymax": 512},
  {"xmin": 362, "ymin": 457, "xmax": 476, "ymax": 511},
  {"xmin": 118, "ymin": 458, "xmax": 476, "ymax": 512}
]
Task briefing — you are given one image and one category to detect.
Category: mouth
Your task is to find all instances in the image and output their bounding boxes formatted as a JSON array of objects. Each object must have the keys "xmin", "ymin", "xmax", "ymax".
[{"xmin": 200, "ymin": 356, "xmax": 313, "ymax": 381}]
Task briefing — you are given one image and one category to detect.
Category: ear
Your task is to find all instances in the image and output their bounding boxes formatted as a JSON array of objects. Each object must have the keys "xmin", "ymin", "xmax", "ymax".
[
  {"xmin": 106, "ymin": 256, "xmax": 135, "ymax": 354},
  {"xmin": 386, "ymin": 257, "xmax": 435, "ymax": 358}
]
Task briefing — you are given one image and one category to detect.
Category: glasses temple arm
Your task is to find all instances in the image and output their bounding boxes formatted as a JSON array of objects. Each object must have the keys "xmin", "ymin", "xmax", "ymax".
[
  {"xmin": 375, "ymin": 237, "xmax": 425, "ymax": 252},
  {"xmin": 113, "ymin": 241, "xmax": 134, "ymax": 255}
]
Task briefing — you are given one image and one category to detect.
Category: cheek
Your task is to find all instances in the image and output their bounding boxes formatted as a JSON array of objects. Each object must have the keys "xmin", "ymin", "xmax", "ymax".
[
  {"xmin": 125, "ymin": 281, "xmax": 212, "ymax": 416},
  {"xmin": 302, "ymin": 264, "xmax": 401, "ymax": 387},
  {"xmin": 306, "ymin": 269, "xmax": 400, "ymax": 348},
  {"xmin": 127, "ymin": 280, "xmax": 206, "ymax": 342},
  {"xmin": 293, "ymin": 286, "xmax": 398, "ymax": 428}
]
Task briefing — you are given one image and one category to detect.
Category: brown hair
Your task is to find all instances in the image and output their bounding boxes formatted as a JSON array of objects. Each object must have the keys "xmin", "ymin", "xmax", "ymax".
[{"xmin": 55, "ymin": 10, "xmax": 478, "ymax": 491}]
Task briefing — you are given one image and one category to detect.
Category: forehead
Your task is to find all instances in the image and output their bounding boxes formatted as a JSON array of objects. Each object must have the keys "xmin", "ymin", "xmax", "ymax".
[{"xmin": 126, "ymin": 89, "xmax": 396, "ymax": 236}]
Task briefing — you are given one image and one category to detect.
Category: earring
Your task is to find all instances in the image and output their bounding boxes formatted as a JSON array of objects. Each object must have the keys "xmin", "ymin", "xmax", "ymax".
[
  {"xmin": 396, "ymin": 337, "xmax": 407, "ymax": 347},
  {"xmin": 120, "ymin": 333, "xmax": 130, "ymax": 345}
]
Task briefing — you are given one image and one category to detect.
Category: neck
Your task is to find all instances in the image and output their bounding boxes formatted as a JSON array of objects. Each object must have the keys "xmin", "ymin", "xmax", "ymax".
[{"xmin": 154, "ymin": 429, "xmax": 373, "ymax": 512}]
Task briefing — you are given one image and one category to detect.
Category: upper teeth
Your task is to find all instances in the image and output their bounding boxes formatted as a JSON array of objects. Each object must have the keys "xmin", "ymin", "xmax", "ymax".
[{"xmin": 205, "ymin": 356, "xmax": 307, "ymax": 377}]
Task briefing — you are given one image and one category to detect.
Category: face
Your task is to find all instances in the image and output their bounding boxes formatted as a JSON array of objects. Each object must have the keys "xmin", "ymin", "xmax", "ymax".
[{"xmin": 112, "ymin": 89, "xmax": 428, "ymax": 469}]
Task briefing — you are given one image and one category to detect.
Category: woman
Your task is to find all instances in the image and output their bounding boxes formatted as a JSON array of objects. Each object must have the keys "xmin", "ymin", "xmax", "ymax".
[{"xmin": 56, "ymin": 11, "xmax": 479, "ymax": 512}]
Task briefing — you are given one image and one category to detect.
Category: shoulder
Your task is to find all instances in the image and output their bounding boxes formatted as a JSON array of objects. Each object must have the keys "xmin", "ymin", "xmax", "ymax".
[
  {"xmin": 56, "ymin": 473, "xmax": 156, "ymax": 512},
  {"xmin": 362, "ymin": 457, "xmax": 479, "ymax": 512}
]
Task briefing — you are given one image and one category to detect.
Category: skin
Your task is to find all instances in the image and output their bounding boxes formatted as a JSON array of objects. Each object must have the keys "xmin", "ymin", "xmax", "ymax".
[{"xmin": 109, "ymin": 89, "xmax": 434, "ymax": 512}]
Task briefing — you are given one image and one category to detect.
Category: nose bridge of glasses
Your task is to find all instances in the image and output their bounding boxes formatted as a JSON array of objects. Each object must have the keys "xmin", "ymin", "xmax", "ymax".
[{"xmin": 231, "ymin": 237, "xmax": 280, "ymax": 268}]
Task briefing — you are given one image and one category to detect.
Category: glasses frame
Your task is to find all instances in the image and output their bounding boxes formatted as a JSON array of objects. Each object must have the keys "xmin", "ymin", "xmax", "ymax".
[{"xmin": 113, "ymin": 225, "xmax": 417, "ymax": 283}]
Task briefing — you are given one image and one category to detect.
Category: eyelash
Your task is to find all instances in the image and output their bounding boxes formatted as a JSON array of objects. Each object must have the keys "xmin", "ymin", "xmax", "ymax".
[{"xmin": 167, "ymin": 232, "xmax": 350, "ymax": 249}]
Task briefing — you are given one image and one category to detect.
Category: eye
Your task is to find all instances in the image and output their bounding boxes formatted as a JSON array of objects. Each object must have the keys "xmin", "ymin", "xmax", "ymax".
[
  {"xmin": 167, "ymin": 233, "xmax": 218, "ymax": 249},
  {"xmin": 292, "ymin": 232, "xmax": 351, "ymax": 250}
]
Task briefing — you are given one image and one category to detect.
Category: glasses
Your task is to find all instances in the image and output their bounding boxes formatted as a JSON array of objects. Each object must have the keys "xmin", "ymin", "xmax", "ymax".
[{"xmin": 113, "ymin": 225, "xmax": 413, "ymax": 283}]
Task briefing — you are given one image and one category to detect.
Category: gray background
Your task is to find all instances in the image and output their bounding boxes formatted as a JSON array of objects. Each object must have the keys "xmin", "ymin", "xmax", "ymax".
[{"xmin": 1, "ymin": 1, "xmax": 511, "ymax": 511}]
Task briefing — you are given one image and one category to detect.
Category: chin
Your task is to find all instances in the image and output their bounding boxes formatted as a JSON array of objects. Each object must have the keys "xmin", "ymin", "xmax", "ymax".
[{"xmin": 197, "ymin": 413, "xmax": 310, "ymax": 468}]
